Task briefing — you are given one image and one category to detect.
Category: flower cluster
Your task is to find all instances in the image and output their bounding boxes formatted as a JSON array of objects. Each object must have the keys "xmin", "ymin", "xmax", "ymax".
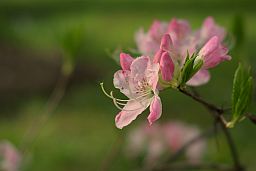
[
  {"xmin": 126, "ymin": 121, "xmax": 206, "ymax": 166},
  {"xmin": 102, "ymin": 17, "xmax": 231, "ymax": 129}
]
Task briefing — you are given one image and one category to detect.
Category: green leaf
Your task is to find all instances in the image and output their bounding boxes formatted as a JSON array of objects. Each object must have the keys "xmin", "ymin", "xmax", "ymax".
[
  {"xmin": 235, "ymin": 76, "xmax": 253, "ymax": 116},
  {"xmin": 232, "ymin": 63, "xmax": 243, "ymax": 114},
  {"xmin": 228, "ymin": 64, "xmax": 253, "ymax": 128}
]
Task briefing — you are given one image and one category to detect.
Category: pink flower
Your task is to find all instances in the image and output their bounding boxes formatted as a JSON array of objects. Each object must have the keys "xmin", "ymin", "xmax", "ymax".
[
  {"xmin": 126, "ymin": 121, "xmax": 206, "ymax": 165},
  {"xmin": 162, "ymin": 122, "xmax": 206, "ymax": 164},
  {"xmin": 0, "ymin": 141, "xmax": 21, "ymax": 171},
  {"xmin": 135, "ymin": 20, "xmax": 168, "ymax": 56},
  {"xmin": 198, "ymin": 36, "xmax": 231, "ymax": 69},
  {"xmin": 167, "ymin": 18, "xmax": 196, "ymax": 58},
  {"xmin": 135, "ymin": 17, "xmax": 231, "ymax": 87},
  {"xmin": 112, "ymin": 54, "xmax": 162, "ymax": 129}
]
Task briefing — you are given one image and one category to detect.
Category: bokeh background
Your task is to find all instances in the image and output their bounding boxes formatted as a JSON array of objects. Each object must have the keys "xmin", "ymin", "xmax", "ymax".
[{"xmin": 0, "ymin": 0, "xmax": 256, "ymax": 170}]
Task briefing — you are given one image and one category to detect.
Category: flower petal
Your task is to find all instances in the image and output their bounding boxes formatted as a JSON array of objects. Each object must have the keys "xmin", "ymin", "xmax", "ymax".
[
  {"xmin": 199, "ymin": 36, "xmax": 231, "ymax": 69},
  {"xmin": 120, "ymin": 53, "xmax": 134, "ymax": 70},
  {"xmin": 160, "ymin": 52, "xmax": 174, "ymax": 82},
  {"xmin": 160, "ymin": 34, "xmax": 172, "ymax": 52},
  {"xmin": 187, "ymin": 69, "xmax": 210, "ymax": 86},
  {"xmin": 113, "ymin": 70, "xmax": 132, "ymax": 97},
  {"xmin": 199, "ymin": 36, "xmax": 219, "ymax": 57},
  {"xmin": 153, "ymin": 49, "xmax": 164, "ymax": 63},
  {"xmin": 115, "ymin": 99, "xmax": 151, "ymax": 129},
  {"xmin": 201, "ymin": 16, "xmax": 226, "ymax": 42},
  {"xmin": 147, "ymin": 96, "xmax": 162, "ymax": 125},
  {"xmin": 130, "ymin": 56, "xmax": 150, "ymax": 81}
]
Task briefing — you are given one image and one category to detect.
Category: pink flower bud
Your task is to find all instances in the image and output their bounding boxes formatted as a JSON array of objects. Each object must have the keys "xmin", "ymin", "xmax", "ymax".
[
  {"xmin": 199, "ymin": 36, "xmax": 231, "ymax": 69},
  {"xmin": 160, "ymin": 34, "xmax": 172, "ymax": 52},
  {"xmin": 147, "ymin": 95, "xmax": 162, "ymax": 125},
  {"xmin": 153, "ymin": 49, "xmax": 163, "ymax": 63},
  {"xmin": 160, "ymin": 52, "xmax": 175, "ymax": 82}
]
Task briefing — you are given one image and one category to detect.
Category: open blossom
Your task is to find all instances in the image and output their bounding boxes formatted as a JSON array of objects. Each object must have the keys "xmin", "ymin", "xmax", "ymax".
[
  {"xmin": 0, "ymin": 141, "xmax": 21, "ymax": 171},
  {"xmin": 102, "ymin": 53, "xmax": 162, "ymax": 129},
  {"xmin": 126, "ymin": 121, "xmax": 206, "ymax": 166},
  {"xmin": 135, "ymin": 17, "xmax": 231, "ymax": 86}
]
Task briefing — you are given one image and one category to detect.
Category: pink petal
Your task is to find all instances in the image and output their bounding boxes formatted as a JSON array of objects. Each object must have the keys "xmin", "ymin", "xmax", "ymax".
[
  {"xmin": 113, "ymin": 70, "xmax": 132, "ymax": 97},
  {"xmin": 115, "ymin": 99, "xmax": 151, "ymax": 129},
  {"xmin": 135, "ymin": 21, "xmax": 168, "ymax": 56},
  {"xmin": 168, "ymin": 18, "xmax": 191, "ymax": 46},
  {"xmin": 187, "ymin": 69, "xmax": 210, "ymax": 86},
  {"xmin": 130, "ymin": 56, "xmax": 150, "ymax": 81},
  {"xmin": 199, "ymin": 36, "xmax": 219, "ymax": 57},
  {"xmin": 149, "ymin": 20, "xmax": 162, "ymax": 38},
  {"xmin": 147, "ymin": 96, "xmax": 162, "ymax": 125},
  {"xmin": 201, "ymin": 16, "xmax": 226, "ymax": 42},
  {"xmin": 199, "ymin": 36, "xmax": 231, "ymax": 69},
  {"xmin": 148, "ymin": 63, "xmax": 160, "ymax": 91},
  {"xmin": 153, "ymin": 49, "xmax": 164, "ymax": 63},
  {"xmin": 168, "ymin": 19, "xmax": 191, "ymax": 37},
  {"xmin": 160, "ymin": 34, "xmax": 172, "ymax": 52},
  {"xmin": 160, "ymin": 52, "xmax": 174, "ymax": 82},
  {"xmin": 203, "ymin": 48, "xmax": 231, "ymax": 69},
  {"xmin": 120, "ymin": 53, "xmax": 134, "ymax": 70}
]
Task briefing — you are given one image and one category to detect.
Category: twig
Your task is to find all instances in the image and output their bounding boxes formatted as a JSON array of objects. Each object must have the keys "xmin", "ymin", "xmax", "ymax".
[
  {"xmin": 178, "ymin": 87, "xmax": 244, "ymax": 171},
  {"xmin": 20, "ymin": 62, "xmax": 73, "ymax": 157},
  {"xmin": 178, "ymin": 87, "xmax": 224, "ymax": 114}
]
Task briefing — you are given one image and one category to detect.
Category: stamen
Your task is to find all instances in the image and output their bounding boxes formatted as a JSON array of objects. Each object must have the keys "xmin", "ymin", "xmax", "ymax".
[
  {"xmin": 100, "ymin": 82, "xmax": 152, "ymax": 111},
  {"xmin": 100, "ymin": 83, "xmax": 114, "ymax": 99},
  {"xmin": 100, "ymin": 83, "xmax": 129, "ymax": 102}
]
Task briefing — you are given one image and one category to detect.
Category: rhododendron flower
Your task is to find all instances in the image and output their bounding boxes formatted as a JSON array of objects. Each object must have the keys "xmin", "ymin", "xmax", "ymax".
[
  {"xmin": 126, "ymin": 121, "xmax": 206, "ymax": 166},
  {"xmin": 0, "ymin": 141, "xmax": 21, "ymax": 171},
  {"xmin": 101, "ymin": 54, "xmax": 162, "ymax": 129},
  {"xmin": 135, "ymin": 17, "xmax": 231, "ymax": 86}
]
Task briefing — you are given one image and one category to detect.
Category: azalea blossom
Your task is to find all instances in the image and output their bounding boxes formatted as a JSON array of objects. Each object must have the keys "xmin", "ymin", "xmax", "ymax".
[
  {"xmin": 125, "ymin": 121, "xmax": 206, "ymax": 166},
  {"xmin": 101, "ymin": 53, "xmax": 162, "ymax": 129},
  {"xmin": 0, "ymin": 141, "xmax": 21, "ymax": 171},
  {"xmin": 135, "ymin": 17, "xmax": 231, "ymax": 86}
]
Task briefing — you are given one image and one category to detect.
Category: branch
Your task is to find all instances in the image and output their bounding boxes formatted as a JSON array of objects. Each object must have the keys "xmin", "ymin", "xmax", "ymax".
[
  {"xmin": 178, "ymin": 87, "xmax": 244, "ymax": 171},
  {"xmin": 178, "ymin": 87, "xmax": 224, "ymax": 114},
  {"xmin": 20, "ymin": 60, "xmax": 73, "ymax": 156}
]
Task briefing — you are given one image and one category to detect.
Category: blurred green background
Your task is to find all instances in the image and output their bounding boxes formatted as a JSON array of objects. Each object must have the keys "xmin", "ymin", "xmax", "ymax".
[{"xmin": 0, "ymin": 0, "xmax": 256, "ymax": 170}]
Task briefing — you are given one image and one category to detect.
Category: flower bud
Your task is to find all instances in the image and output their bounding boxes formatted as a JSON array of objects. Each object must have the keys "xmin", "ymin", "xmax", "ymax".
[{"xmin": 160, "ymin": 52, "xmax": 175, "ymax": 82}]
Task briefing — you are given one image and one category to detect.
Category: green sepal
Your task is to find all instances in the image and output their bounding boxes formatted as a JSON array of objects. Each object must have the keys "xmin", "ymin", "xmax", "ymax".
[{"xmin": 179, "ymin": 53, "xmax": 203, "ymax": 86}]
